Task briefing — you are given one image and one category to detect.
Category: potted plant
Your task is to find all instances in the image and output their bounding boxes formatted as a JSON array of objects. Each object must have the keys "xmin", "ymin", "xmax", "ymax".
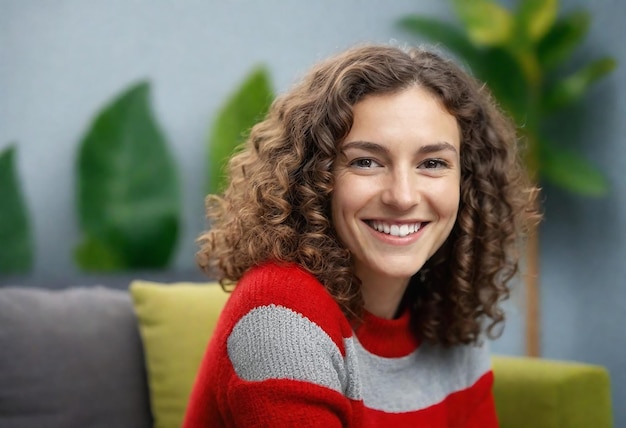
[{"xmin": 398, "ymin": 0, "xmax": 617, "ymax": 355}]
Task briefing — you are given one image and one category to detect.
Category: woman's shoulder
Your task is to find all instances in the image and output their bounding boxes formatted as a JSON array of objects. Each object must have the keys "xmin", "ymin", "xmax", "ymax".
[
  {"xmin": 222, "ymin": 261, "xmax": 351, "ymax": 342},
  {"xmin": 233, "ymin": 261, "xmax": 338, "ymax": 307},
  {"xmin": 217, "ymin": 262, "xmax": 356, "ymax": 389}
]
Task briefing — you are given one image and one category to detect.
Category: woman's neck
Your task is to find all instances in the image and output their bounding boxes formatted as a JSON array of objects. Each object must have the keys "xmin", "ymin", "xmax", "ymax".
[{"xmin": 360, "ymin": 276, "xmax": 410, "ymax": 320}]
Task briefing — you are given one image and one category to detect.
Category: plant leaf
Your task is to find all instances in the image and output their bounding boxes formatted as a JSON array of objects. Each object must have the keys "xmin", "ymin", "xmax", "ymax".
[
  {"xmin": 537, "ymin": 10, "xmax": 591, "ymax": 70},
  {"xmin": 539, "ymin": 139, "xmax": 608, "ymax": 196},
  {"xmin": 543, "ymin": 57, "xmax": 617, "ymax": 112},
  {"xmin": 397, "ymin": 16, "xmax": 483, "ymax": 67},
  {"xmin": 207, "ymin": 66, "xmax": 274, "ymax": 195},
  {"xmin": 474, "ymin": 48, "xmax": 532, "ymax": 126},
  {"xmin": 0, "ymin": 145, "xmax": 33, "ymax": 274},
  {"xmin": 76, "ymin": 81, "xmax": 180, "ymax": 271},
  {"xmin": 450, "ymin": 0, "xmax": 514, "ymax": 46},
  {"xmin": 74, "ymin": 235, "xmax": 124, "ymax": 272},
  {"xmin": 516, "ymin": 0, "xmax": 558, "ymax": 43}
]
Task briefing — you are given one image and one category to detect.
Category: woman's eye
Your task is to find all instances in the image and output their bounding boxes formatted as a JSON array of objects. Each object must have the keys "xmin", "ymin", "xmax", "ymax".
[
  {"xmin": 420, "ymin": 159, "xmax": 448, "ymax": 169},
  {"xmin": 351, "ymin": 158, "xmax": 380, "ymax": 168}
]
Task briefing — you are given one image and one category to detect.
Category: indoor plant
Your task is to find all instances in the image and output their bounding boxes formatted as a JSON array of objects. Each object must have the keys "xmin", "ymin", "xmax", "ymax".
[{"xmin": 398, "ymin": 0, "xmax": 617, "ymax": 355}]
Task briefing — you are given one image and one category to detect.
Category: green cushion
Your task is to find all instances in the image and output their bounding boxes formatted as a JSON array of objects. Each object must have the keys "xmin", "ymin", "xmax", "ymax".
[
  {"xmin": 130, "ymin": 280, "xmax": 230, "ymax": 428},
  {"xmin": 492, "ymin": 356, "xmax": 612, "ymax": 428}
]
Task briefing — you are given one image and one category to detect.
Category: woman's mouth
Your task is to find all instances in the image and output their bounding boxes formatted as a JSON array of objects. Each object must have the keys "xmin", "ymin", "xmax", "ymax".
[{"xmin": 366, "ymin": 220, "xmax": 425, "ymax": 237}]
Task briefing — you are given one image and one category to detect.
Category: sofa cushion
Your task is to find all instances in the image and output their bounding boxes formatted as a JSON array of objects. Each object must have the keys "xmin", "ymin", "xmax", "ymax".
[
  {"xmin": 0, "ymin": 286, "xmax": 152, "ymax": 428},
  {"xmin": 130, "ymin": 280, "xmax": 230, "ymax": 428},
  {"xmin": 492, "ymin": 356, "xmax": 613, "ymax": 428}
]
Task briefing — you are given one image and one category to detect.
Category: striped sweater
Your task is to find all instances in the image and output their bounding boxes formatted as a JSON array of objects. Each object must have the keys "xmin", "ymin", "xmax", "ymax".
[{"xmin": 183, "ymin": 262, "xmax": 498, "ymax": 427}]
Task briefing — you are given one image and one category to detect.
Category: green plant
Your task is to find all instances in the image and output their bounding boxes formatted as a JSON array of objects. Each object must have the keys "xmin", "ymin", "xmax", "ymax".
[
  {"xmin": 0, "ymin": 145, "xmax": 33, "ymax": 274},
  {"xmin": 399, "ymin": 0, "xmax": 617, "ymax": 357},
  {"xmin": 75, "ymin": 81, "xmax": 181, "ymax": 271},
  {"xmin": 399, "ymin": 0, "xmax": 616, "ymax": 195},
  {"xmin": 207, "ymin": 66, "xmax": 274, "ymax": 195}
]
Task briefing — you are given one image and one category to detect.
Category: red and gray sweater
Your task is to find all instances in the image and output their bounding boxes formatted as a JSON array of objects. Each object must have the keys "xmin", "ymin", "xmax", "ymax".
[{"xmin": 184, "ymin": 262, "xmax": 498, "ymax": 427}]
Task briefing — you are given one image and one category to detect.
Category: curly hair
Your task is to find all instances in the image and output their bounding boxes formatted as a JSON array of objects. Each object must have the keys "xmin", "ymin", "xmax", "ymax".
[{"xmin": 197, "ymin": 44, "xmax": 539, "ymax": 346}]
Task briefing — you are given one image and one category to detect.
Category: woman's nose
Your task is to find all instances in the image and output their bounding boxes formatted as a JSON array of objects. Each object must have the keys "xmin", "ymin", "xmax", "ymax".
[{"xmin": 381, "ymin": 169, "xmax": 421, "ymax": 210}]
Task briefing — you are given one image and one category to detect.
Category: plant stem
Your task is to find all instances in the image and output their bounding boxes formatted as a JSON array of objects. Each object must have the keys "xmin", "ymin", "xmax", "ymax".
[
  {"xmin": 520, "ymin": 129, "xmax": 542, "ymax": 357},
  {"xmin": 525, "ymin": 216, "xmax": 541, "ymax": 357}
]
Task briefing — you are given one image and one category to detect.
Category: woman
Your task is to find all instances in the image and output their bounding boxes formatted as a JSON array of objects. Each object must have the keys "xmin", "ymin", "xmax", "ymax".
[{"xmin": 184, "ymin": 44, "xmax": 538, "ymax": 427}]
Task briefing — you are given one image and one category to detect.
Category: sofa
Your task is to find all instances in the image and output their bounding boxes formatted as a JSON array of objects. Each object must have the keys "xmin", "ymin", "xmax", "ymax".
[{"xmin": 0, "ymin": 280, "xmax": 613, "ymax": 428}]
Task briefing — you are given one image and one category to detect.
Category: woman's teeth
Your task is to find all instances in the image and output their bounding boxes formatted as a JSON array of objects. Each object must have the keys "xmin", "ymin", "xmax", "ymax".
[{"xmin": 368, "ymin": 221, "xmax": 422, "ymax": 237}]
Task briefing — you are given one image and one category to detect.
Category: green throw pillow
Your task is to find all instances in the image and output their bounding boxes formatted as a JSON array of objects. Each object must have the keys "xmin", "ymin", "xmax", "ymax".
[{"xmin": 130, "ymin": 280, "xmax": 231, "ymax": 428}]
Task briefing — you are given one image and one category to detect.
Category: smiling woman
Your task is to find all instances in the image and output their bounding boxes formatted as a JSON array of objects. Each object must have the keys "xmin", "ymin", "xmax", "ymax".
[{"xmin": 185, "ymin": 44, "xmax": 539, "ymax": 427}]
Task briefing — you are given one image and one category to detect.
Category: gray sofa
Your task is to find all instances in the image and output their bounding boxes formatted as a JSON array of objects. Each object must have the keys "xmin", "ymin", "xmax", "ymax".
[{"xmin": 0, "ymin": 285, "xmax": 154, "ymax": 428}]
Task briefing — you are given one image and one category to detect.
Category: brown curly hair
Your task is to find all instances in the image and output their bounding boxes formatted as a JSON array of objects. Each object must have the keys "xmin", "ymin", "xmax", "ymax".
[{"xmin": 197, "ymin": 44, "xmax": 539, "ymax": 346}]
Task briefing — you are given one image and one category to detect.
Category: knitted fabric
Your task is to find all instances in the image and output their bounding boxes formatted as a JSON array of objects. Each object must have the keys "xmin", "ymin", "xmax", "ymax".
[{"xmin": 183, "ymin": 262, "xmax": 498, "ymax": 427}]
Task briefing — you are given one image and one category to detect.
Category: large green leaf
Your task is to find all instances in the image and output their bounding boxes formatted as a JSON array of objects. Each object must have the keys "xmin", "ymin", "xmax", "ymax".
[
  {"xmin": 537, "ymin": 10, "xmax": 590, "ymax": 70},
  {"xmin": 397, "ymin": 16, "xmax": 482, "ymax": 69},
  {"xmin": 474, "ymin": 48, "xmax": 532, "ymax": 126},
  {"xmin": 450, "ymin": 0, "xmax": 514, "ymax": 46},
  {"xmin": 75, "ymin": 81, "xmax": 180, "ymax": 271},
  {"xmin": 539, "ymin": 139, "xmax": 608, "ymax": 196},
  {"xmin": 0, "ymin": 145, "xmax": 33, "ymax": 274},
  {"xmin": 207, "ymin": 66, "xmax": 274, "ymax": 194},
  {"xmin": 543, "ymin": 57, "xmax": 617, "ymax": 112},
  {"xmin": 516, "ymin": 0, "xmax": 558, "ymax": 43}
]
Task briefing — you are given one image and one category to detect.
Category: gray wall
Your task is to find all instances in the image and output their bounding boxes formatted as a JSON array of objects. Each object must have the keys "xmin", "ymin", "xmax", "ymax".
[{"xmin": 2, "ymin": 0, "xmax": 624, "ymax": 424}]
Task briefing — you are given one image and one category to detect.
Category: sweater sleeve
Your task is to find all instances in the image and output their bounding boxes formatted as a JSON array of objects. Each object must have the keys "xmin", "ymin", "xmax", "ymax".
[
  {"xmin": 223, "ymin": 304, "xmax": 356, "ymax": 427},
  {"xmin": 227, "ymin": 377, "xmax": 352, "ymax": 427},
  {"xmin": 183, "ymin": 263, "xmax": 360, "ymax": 427}
]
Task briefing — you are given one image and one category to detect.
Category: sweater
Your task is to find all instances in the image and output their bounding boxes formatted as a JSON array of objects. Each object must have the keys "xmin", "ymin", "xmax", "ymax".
[{"xmin": 183, "ymin": 262, "xmax": 498, "ymax": 428}]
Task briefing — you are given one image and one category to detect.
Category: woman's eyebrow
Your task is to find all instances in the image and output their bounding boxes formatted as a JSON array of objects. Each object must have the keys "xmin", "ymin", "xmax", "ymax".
[
  {"xmin": 418, "ymin": 142, "xmax": 459, "ymax": 157},
  {"xmin": 341, "ymin": 140, "xmax": 389, "ymax": 155},
  {"xmin": 341, "ymin": 140, "xmax": 459, "ymax": 157}
]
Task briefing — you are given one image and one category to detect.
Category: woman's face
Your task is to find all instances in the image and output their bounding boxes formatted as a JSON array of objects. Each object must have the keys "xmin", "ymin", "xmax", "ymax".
[{"xmin": 331, "ymin": 85, "xmax": 461, "ymax": 293}]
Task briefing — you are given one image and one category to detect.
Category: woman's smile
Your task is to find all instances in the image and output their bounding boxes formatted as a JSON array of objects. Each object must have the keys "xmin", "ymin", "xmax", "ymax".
[
  {"xmin": 366, "ymin": 220, "xmax": 423, "ymax": 237},
  {"xmin": 365, "ymin": 220, "xmax": 426, "ymax": 238}
]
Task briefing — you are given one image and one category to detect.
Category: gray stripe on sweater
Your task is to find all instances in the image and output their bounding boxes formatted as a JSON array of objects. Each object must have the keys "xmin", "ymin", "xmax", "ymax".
[
  {"xmin": 227, "ymin": 304, "xmax": 490, "ymax": 412},
  {"xmin": 227, "ymin": 304, "xmax": 361, "ymax": 400},
  {"xmin": 353, "ymin": 336, "xmax": 492, "ymax": 412}
]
